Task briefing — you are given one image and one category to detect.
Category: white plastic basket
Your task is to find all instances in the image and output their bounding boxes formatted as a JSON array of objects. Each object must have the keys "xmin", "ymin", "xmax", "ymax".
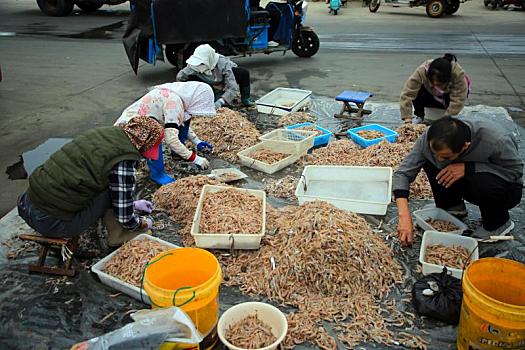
[
  {"xmin": 191, "ymin": 185, "xmax": 266, "ymax": 250},
  {"xmin": 91, "ymin": 234, "xmax": 179, "ymax": 304},
  {"xmin": 237, "ymin": 142, "xmax": 303, "ymax": 175},
  {"xmin": 295, "ymin": 165, "xmax": 392, "ymax": 215},
  {"xmin": 255, "ymin": 88, "xmax": 312, "ymax": 116},
  {"xmin": 413, "ymin": 207, "xmax": 467, "ymax": 235},
  {"xmin": 419, "ymin": 230, "xmax": 479, "ymax": 279},
  {"xmin": 259, "ymin": 129, "xmax": 316, "ymax": 154}
]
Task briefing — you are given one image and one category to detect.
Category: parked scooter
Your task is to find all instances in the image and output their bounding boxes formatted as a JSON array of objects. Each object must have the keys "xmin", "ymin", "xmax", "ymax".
[
  {"xmin": 368, "ymin": 0, "xmax": 466, "ymax": 17},
  {"xmin": 484, "ymin": 0, "xmax": 524, "ymax": 10}
]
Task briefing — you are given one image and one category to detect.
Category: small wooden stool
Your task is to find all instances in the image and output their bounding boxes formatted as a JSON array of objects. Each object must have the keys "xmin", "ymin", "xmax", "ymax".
[
  {"xmin": 19, "ymin": 234, "xmax": 79, "ymax": 277},
  {"xmin": 334, "ymin": 90, "xmax": 374, "ymax": 119}
]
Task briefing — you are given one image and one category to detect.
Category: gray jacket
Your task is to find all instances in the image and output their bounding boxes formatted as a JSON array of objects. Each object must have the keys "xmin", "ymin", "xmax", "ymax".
[
  {"xmin": 393, "ymin": 118, "xmax": 523, "ymax": 198},
  {"xmin": 176, "ymin": 56, "xmax": 239, "ymax": 103}
]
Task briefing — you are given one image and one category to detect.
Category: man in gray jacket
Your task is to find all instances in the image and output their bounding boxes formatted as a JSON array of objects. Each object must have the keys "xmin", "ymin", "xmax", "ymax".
[{"xmin": 393, "ymin": 117, "xmax": 523, "ymax": 246}]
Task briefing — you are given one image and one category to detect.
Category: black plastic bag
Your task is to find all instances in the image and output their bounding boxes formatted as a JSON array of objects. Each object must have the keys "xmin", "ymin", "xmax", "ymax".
[{"xmin": 412, "ymin": 267, "xmax": 463, "ymax": 325}]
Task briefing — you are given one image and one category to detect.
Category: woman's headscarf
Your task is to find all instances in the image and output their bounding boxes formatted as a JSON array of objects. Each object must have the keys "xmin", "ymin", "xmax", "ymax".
[
  {"xmin": 186, "ymin": 44, "xmax": 220, "ymax": 76},
  {"xmin": 153, "ymin": 81, "xmax": 216, "ymax": 121},
  {"xmin": 119, "ymin": 116, "xmax": 164, "ymax": 159}
]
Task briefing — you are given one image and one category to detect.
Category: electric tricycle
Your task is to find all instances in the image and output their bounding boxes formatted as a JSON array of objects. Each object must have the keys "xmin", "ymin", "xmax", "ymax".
[
  {"xmin": 123, "ymin": 0, "xmax": 320, "ymax": 74},
  {"xmin": 368, "ymin": 0, "xmax": 466, "ymax": 17}
]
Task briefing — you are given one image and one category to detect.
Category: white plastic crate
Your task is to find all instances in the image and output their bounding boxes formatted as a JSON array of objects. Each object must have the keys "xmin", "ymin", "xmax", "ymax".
[
  {"xmin": 255, "ymin": 88, "xmax": 312, "ymax": 116},
  {"xmin": 191, "ymin": 185, "xmax": 266, "ymax": 250},
  {"xmin": 295, "ymin": 165, "xmax": 392, "ymax": 215},
  {"xmin": 413, "ymin": 207, "xmax": 467, "ymax": 235},
  {"xmin": 419, "ymin": 230, "xmax": 479, "ymax": 279},
  {"xmin": 91, "ymin": 234, "xmax": 179, "ymax": 304},
  {"xmin": 237, "ymin": 142, "xmax": 303, "ymax": 175},
  {"xmin": 259, "ymin": 128, "xmax": 316, "ymax": 154}
]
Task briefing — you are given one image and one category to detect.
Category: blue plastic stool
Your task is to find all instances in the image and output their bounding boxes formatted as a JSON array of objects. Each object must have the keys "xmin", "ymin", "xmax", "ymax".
[{"xmin": 335, "ymin": 90, "xmax": 374, "ymax": 119}]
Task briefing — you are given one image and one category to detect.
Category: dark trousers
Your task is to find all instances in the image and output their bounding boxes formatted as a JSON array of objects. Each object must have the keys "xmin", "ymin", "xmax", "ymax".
[
  {"xmin": 17, "ymin": 191, "xmax": 112, "ymax": 238},
  {"xmin": 423, "ymin": 162, "xmax": 523, "ymax": 230},
  {"xmin": 232, "ymin": 67, "xmax": 250, "ymax": 89},
  {"xmin": 413, "ymin": 86, "xmax": 450, "ymax": 119}
]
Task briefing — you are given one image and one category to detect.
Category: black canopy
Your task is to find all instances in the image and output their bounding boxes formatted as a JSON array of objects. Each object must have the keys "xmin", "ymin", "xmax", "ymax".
[
  {"xmin": 124, "ymin": 0, "xmax": 248, "ymax": 73},
  {"xmin": 154, "ymin": 0, "xmax": 247, "ymax": 44}
]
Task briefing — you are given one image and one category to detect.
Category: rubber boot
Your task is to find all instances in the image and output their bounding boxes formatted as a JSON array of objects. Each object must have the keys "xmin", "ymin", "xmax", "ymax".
[
  {"xmin": 146, "ymin": 144, "xmax": 175, "ymax": 185},
  {"xmin": 103, "ymin": 210, "xmax": 145, "ymax": 248},
  {"xmin": 240, "ymin": 86, "xmax": 256, "ymax": 107}
]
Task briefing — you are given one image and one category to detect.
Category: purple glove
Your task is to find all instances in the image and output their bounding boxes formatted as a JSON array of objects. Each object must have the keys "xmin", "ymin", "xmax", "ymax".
[{"xmin": 134, "ymin": 200, "xmax": 154, "ymax": 213}]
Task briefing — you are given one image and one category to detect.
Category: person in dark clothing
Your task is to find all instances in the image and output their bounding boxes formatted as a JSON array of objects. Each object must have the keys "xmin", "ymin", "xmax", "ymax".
[
  {"xmin": 17, "ymin": 116, "xmax": 164, "ymax": 247},
  {"xmin": 393, "ymin": 117, "xmax": 523, "ymax": 246}
]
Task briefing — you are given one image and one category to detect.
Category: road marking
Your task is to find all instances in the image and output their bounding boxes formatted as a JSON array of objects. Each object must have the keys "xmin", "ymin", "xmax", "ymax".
[{"xmin": 318, "ymin": 34, "xmax": 525, "ymax": 55}]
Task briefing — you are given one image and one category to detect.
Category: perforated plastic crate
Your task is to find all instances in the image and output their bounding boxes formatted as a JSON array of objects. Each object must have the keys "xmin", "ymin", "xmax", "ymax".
[
  {"xmin": 347, "ymin": 124, "xmax": 398, "ymax": 148},
  {"xmin": 259, "ymin": 128, "xmax": 316, "ymax": 154},
  {"xmin": 286, "ymin": 122, "xmax": 333, "ymax": 147}
]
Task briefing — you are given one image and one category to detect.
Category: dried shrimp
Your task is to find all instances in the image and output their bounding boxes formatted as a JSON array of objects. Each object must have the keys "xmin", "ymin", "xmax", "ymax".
[
  {"xmin": 425, "ymin": 244, "xmax": 471, "ymax": 269},
  {"xmin": 425, "ymin": 219, "xmax": 458, "ymax": 232},
  {"xmin": 200, "ymin": 189, "xmax": 262, "ymax": 234},
  {"xmin": 225, "ymin": 314, "xmax": 276, "ymax": 348},
  {"xmin": 250, "ymin": 149, "xmax": 289, "ymax": 164},
  {"xmin": 102, "ymin": 239, "xmax": 170, "ymax": 287},
  {"xmin": 191, "ymin": 108, "xmax": 261, "ymax": 163},
  {"xmin": 221, "ymin": 201, "xmax": 425, "ymax": 349},
  {"xmin": 264, "ymin": 175, "xmax": 297, "ymax": 200},
  {"xmin": 277, "ymin": 112, "xmax": 316, "ymax": 127},
  {"xmin": 356, "ymin": 130, "xmax": 385, "ymax": 140}
]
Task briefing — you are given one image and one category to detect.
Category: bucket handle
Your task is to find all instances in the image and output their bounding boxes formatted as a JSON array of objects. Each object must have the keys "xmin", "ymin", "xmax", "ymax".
[
  {"xmin": 140, "ymin": 252, "xmax": 195, "ymax": 307},
  {"xmin": 139, "ymin": 251, "xmax": 196, "ymax": 307},
  {"xmin": 140, "ymin": 251, "xmax": 174, "ymax": 304},
  {"xmin": 172, "ymin": 286, "xmax": 196, "ymax": 307}
]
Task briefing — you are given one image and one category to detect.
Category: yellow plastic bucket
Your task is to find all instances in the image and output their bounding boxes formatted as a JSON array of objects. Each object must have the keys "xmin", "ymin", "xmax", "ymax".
[
  {"xmin": 457, "ymin": 257, "xmax": 525, "ymax": 350},
  {"xmin": 143, "ymin": 248, "xmax": 222, "ymax": 350}
]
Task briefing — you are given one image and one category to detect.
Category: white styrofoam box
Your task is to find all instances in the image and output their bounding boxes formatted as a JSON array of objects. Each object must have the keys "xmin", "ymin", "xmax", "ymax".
[
  {"xmin": 259, "ymin": 128, "xmax": 316, "ymax": 154},
  {"xmin": 237, "ymin": 142, "xmax": 303, "ymax": 175},
  {"xmin": 413, "ymin": 207, "xmax": 467, "ymax": 234},
  {"xmin": 91, "ymin": 234, "xmax": 179, "ymax": 304},
  {"xmin": 191, "ymin": 185, "xmax": 266, "ymax": 250},
  {"xmin": 295, "ymin": 165, "xmax": 392, "ymax": 215},
  {"xmin": 255, "ymin": 88, "xmax": 312, "ymax": 116},
  {"xmin": 419, "ymin": 230, "xmax": 479, "ymax": 279},
  {"xmin": 218, "ymin": 302, "xmax": 288, "ymax": 350}
]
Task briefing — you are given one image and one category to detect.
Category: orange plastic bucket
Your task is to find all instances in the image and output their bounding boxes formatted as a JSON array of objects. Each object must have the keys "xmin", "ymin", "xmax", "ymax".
[
  {"xmin": 143, "ymin": 248, "xmax": 222, "ymax": 350},
  {"xmin": 457, "ymin": 258, "xmax": 525, "ymax": 350}
]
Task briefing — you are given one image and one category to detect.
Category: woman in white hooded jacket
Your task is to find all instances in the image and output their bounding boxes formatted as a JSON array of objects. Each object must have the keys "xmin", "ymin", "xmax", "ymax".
[
  {"xmin": 176, "ymin": 44, "xmax": 255, "ymax": 107},
  {"xmin": 115, "ymin": 81, "xmax": 215, "ymax": 185}
]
